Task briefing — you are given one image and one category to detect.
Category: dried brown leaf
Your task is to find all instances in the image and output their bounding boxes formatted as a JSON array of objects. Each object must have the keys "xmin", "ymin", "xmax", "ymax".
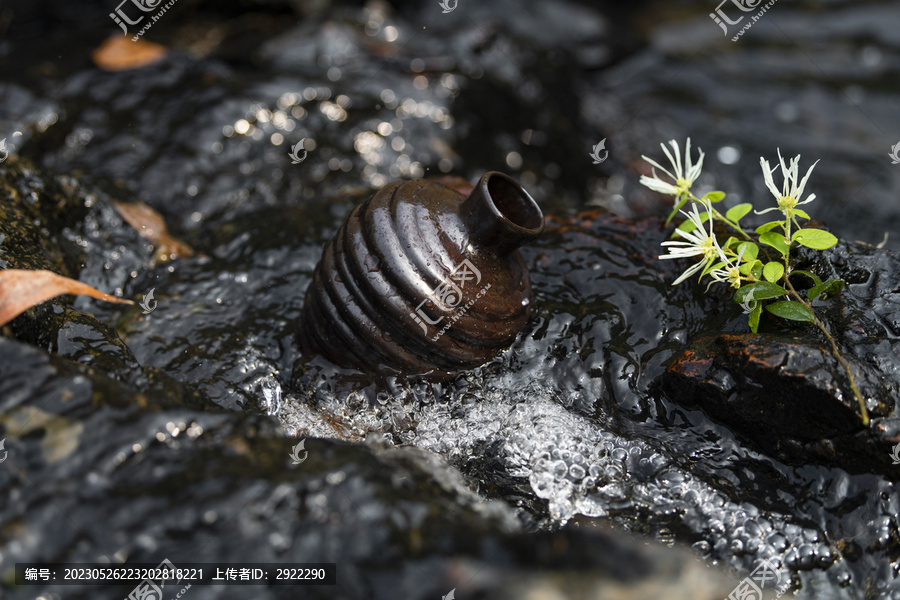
[
  {"xmin": 92, "ymin": 36, "xmax": 167, "ymax": 72},
  {"xmin": 112, "ymin": 199, "xmax": 194, "ymax": 262},
  {"xmin": 0, "ymin": 269, "xmax": 133, "ymax": 327}
]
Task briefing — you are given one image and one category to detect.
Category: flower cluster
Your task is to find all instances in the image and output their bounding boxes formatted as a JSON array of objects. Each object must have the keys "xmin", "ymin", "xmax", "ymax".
[{"xmin": 641, "ymin": 139, "xmax": 867, "ymax": 424}]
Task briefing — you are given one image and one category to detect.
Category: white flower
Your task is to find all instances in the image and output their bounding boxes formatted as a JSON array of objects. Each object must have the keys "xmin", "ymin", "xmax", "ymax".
[
  {"xmin": 756, "ymin": 149, "xmax": 819, "ymax": 218},
  {"xmin": 640, "ymin": 138, "xmax": 705, "ymax": 197},
  {"xmin": 659, "ymin": 201, "xmax": 720, "ymax": 285},
  {"xmin": 708, "ymin": 244, "xmax": 746, "ymax": 290}
]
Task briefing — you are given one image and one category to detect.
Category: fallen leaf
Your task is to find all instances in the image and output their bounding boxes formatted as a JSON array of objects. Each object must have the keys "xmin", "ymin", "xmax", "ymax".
[
  {"xmin": 112, "ymin": 199, "xmax": 194, "ymax": 262},
  {"xmin": 92, "ymin": 36, "xmax": 167, "ymax": 72},
  {"xmin": 0, "ymin": 269, "xmax": 133, "ymax": 327}
]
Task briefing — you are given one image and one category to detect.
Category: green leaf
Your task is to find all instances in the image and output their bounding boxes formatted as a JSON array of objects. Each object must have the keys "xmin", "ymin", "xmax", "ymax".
[
  {"xmin": 793, "ymin": 208, "xmax": 811, "ymax": 220},
  {"xmin": 734, "ymin": 281, "xmax": 787, "ymax": 304},
  {"xmin": 807, "ymin": 278, "xmax": 845, "ymax": 300},
  {"xmin": 788, "ymin": 269, "xmax": 823, "ymax": 288},
  {"xmin": 765, "ymin": 300, "xmax": 815, "ymax": 322},
  {"xmin": 756, "ymin": 221, "xmax": 784, "ymax": 235},
  {"xmin": 792, "ymin": 228, "xmax": 838, "ymax": 250},
  {"xmin": 726, "ymin": 203, "xmax": 753, "ymax": 223},
  {"xmin": 759, "ymin": 231, "xmax": 789, "ymax": 257},
  {"xmin": 703, "ymin": 191, "xmax": 726, "ymax": 203},
  {"xmin": 748, "ymin": 301, "xmax": 762, "ymax": 333},
  {"xmin": 674, "ymin": 208, "xmax": 710, "ymax": 234},
  {"xmin": 740, "ymin": 259, "xmax": 762, "ymax": 277},
  {"xmin": 735, "ymin": 242, "xmax": 759, "ymax": 262},
  {"xmin": 750, "ymin": 260, "xmax": 763, "ymax": 280},
  {"xmin": 763, "ymin": 261, "xmax": 785, "ymax": 283}
]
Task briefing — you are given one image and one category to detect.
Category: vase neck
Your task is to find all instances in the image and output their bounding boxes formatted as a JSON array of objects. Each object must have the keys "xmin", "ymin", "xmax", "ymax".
[{"xmin": 459, "ymin": 172, "xmax": 544, "ymax": 256}]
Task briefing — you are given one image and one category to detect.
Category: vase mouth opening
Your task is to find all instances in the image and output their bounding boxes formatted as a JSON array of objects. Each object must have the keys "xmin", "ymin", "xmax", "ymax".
[{"xmin": 484, "ymin": 172, "xmax": 544, "ymax": 234}]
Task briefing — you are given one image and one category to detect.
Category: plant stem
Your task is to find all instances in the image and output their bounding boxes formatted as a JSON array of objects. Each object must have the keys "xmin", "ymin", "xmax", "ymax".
[
  {"xmin": 782, "ymin": 275, "xmax": 870, "ymax": 426},
  {"xmin": 711, "ymin": 207, "xmax": 753, "ymax": 241}
]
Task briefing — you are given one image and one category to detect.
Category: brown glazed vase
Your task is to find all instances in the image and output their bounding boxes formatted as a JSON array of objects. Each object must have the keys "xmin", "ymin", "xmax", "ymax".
[{"xmin": 298, "ymin": 171, "xmax": 544, "ymax": 378}]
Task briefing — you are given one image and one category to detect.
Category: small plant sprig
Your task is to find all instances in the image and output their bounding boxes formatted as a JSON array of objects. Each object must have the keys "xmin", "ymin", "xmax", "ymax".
[{"xmin": 641, "ymin": 139, "xmax": 869, "ymax": 425}]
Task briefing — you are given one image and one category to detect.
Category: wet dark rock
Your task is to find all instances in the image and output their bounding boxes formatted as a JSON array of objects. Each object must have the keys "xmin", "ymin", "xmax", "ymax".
[
  {"xmin": 0, "ymin": 335, "xmax": 732, "ymax": 600},
  {"xmin": 0, "ymin": 154, "xmax": 151, "ymax": 376},
  {"xmin": 659, "ymin": 332, "xmax": 897, "ymax": 476}
]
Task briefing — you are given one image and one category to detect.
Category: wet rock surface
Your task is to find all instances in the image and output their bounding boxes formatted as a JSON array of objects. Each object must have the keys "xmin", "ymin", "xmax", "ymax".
[
  {"xmin": 661, "ymin": 330, "xmax": 899, "ymax": 476},
  {"xmin": 2, "ymin": 0, "xmax": 900, "ymax": 599}
]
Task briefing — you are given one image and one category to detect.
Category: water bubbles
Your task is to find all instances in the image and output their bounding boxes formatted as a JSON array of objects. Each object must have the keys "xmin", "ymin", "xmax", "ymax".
[
  {"xmin": 281, "ymin": 357, "xmax": 846, "ymax": 591},
  {"xmin": 568, "ymin": 463, "xmax": 586, "ymax": 481},
  {"xmin": 767, "ymin": 532, "xmax": 789, "ymax": 553},
  {"xmin": 260, "ymin": 376, "xmax": 282, "ymax": 416}
]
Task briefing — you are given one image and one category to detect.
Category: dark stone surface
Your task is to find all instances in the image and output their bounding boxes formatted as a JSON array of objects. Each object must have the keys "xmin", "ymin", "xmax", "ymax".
[{"xmin": 659, "ymin": 332, "xmax": 897, "ymax": 476}]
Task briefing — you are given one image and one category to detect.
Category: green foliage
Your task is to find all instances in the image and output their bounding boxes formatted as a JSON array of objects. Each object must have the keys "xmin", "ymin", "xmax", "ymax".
[
  {"xmin": 759, "ymin": 232, "xmax": 789, "ymax": 257},
  {"xmin": 748, "ymin": 302, "xmax": 763, "ymax": 333},
  {"xmin": 735, "ymin": 281, "xmax": 788, "ymax": 303},
  {"xmin": 641, "ymin": 141, "xmax": 865, "ymax": 423},
  {"xmin": 807, "ymin": 278, "xmax": 845, "ymax": 300},
  {"xmin": 762, "ymin": 261, "xmax": 785, "ymax": 283},
  {"xmin": 793, "ymin": 228, "xmax": 838, "ymax": 250},
  {"xmin": 765, "ymin": 300, "xmax": 815, "ymax": 322},
  {"xmin": 756, "ymin": 220, "xmax": 783, "ymax": 235},
  {"xmin": 726, "ymin": 203, "xmax": 753, "ymax": 222},
  {"xmin": 648, "ymin": 143, "xmax": 847, "ymax": 343}
]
